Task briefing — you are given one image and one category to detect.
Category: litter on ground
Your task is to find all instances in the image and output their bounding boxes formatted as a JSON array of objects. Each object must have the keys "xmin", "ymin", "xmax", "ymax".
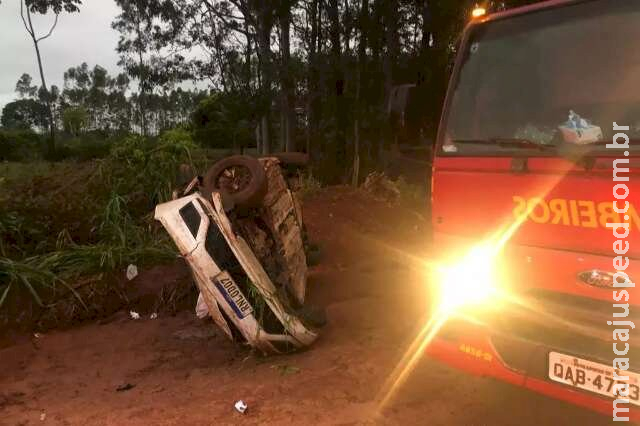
[
  {"xmin": 234, "ymin": 400, "xmax": 248, "ymax": 414},
  {"xmin": 126, "ymin": 264, "xmax": 139, "ymax": 281}
]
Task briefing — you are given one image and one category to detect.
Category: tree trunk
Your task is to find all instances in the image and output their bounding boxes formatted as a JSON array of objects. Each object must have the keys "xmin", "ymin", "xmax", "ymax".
[
  {"xmin": 353, "ymin": 0, "xmax": 369, "ymax": 186},
  {"xmin": 244, "ymin": 19, "xmax": 252, "ymax": 92},
  {"xmin": 136, "ymin": 16, "xmax": 148, "ymax": 137},
  {"xmin": 25, "ymin": 5, "xmax": 55, "ymax": 155},
  {"xmin": 383, "ymin": 0, "xmax": 399, "ymax": 106},
  {"xmin": 256, "ymin": 123, "xmax": 262, "ymax": 153},
  {"xmin": 420, "ymin": 0, "xmax": 431, "ymax": 55},
  {"xmin": 256, "ymin": 6, "xmax": 274, "ymax": 155},
  {"xmin": 279, "ymin": 4, "xmax": 296, "ymax": 152},
  {"xmin": 306, "ymin": 0, "xmax": 321, "ymax": 156},
  {"xmin": 261, "ymin": 115, "xmax": 270, "ymax": 155},
  {"xmin": 327, "ymin": 0, "xmax": 346, "ymax": 182}
]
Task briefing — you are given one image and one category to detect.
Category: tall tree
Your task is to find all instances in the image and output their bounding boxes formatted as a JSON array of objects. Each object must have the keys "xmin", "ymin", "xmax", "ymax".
[
  {"xmin": 251, "ymin": 1, "xmax": 277, "ymax": 154},
  {"xmin": 113, "ymin": 0, "xmax": 188, "ymax": 136},
  {"xmin": 19, "ymin": 0, "xmax": 82, "ymax": 154},
  {"xmin": 352, "ymin": 0, "xmax": 369, "ymax": 185},
  {"xmin": 113, "ymin": 0, "xmax": 152, "ymax": 135},
  {"xmin": 302, "ymin": 0, "xmax": 322, "ymax": 155},
  {"xmin": 326, "ymin": 0, "xmax": 347, "ymax": 181},
  {"xmin": 278, "ymin": 0, "xmax": 296, "ymax": 152}
]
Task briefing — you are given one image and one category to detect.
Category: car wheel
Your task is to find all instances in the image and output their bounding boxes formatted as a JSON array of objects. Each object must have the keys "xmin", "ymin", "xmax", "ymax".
[{"xmin": 202, "ymin": 155, "xmax": 268, "ymax": 210}]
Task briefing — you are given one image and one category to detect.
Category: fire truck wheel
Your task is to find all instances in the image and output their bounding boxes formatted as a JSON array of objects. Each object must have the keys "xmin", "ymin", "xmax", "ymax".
[{"xmin": 203, "ymin": 155, "xmax": 268, "ymax": 210}]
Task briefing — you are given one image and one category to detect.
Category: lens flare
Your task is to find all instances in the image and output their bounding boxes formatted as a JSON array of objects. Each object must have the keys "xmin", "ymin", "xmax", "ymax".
[
  {"xmin": 373, "ymin": 165, "xmax": 576, "ymax": 414},
  {"xmin": 471, "ymin": 6, "xmax": 487, "ymax": 18},
  {"xmin": 435, "ymin": 243, "xmax": 501, "ymax": 314}
]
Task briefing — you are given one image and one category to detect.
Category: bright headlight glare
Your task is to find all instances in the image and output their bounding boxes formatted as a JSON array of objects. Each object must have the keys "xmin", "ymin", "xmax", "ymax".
[{"xmin": 433, "ymin": 244, "xmax": 503, "ymax": 314}]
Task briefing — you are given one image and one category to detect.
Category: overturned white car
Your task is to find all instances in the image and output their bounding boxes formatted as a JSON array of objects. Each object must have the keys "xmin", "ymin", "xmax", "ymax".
[{"xmin": 155, "ymin": 155, "xmax": 318, "ymax": 354}]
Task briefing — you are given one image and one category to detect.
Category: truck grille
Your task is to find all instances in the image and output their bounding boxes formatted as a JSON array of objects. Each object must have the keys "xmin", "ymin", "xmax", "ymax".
[{"xmin": 489, "ymin": 290, "xmax": 640, "ymax": 378}]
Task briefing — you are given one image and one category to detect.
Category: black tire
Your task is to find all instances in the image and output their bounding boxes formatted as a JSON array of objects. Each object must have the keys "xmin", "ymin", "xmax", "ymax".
[
  {"xmin": 267, "ymin": 152, "xmax": 310, "ymax": 167},
  {"xmin": 202, "ymin": 155, "xmax": 268, "ymax": 210}
]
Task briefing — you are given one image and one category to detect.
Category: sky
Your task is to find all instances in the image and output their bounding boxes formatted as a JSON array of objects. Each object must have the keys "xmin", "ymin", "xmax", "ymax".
[{"xmin": 0, "ymin": 0, "xmax": 122, "ymax": 110}]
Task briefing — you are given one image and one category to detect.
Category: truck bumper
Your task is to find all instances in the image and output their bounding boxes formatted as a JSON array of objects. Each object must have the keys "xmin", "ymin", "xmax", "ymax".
[{"xmin": 426, "ymin": 318, "xmax": 640, "ymax": 421}]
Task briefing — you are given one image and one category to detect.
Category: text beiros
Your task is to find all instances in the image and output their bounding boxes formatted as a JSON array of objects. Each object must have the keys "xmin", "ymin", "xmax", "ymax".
[{"xmin": 513, "ymin": 197, "xmax": 639, "ymax": 230}]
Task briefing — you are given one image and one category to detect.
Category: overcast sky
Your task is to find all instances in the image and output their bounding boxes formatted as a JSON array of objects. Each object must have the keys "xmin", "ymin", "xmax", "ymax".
[{"xmin": 0, "ymin": 0, "xmax": 121, "ymax": 110}]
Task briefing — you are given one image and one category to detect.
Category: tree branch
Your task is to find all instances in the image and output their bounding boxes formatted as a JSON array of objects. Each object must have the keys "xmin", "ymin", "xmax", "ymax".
[
  {"xmin": 36, "ymin": 13, "xmax": 59, "ymax": 42},
  {"xmin": 226, "ymin": 0, "xmax": 256, "ymax": 27},
  {"xmin": 20, "ymin": 0, "xmax": 34, "ymax": 38},
  {"xmin": 204, "ymin": 3, "xmax": 252, "ymax": 37}
]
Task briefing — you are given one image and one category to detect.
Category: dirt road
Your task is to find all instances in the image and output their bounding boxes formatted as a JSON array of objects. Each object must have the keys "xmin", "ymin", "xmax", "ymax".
[{"xmin": 0, "ymin": 188, "xmax": 614, "ymax": 425}]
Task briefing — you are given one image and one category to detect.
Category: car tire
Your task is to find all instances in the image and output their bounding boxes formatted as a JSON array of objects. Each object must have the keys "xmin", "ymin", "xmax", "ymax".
[{"xmin": 202, "ymin": 155, "xmax": 268, "ymax": 210}]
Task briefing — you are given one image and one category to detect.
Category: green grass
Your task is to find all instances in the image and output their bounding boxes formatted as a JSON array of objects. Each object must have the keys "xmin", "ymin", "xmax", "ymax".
[
  {"xmin": 0, "ymin": 256, "xmax": 83, "ymax": 309},
  {"xmin": 0, "ymin": 131, "xmax": 194, "ymax": 313},
  {"xmin": 297, "ymin": 170, "xmax": 323, "ymax": 199}
]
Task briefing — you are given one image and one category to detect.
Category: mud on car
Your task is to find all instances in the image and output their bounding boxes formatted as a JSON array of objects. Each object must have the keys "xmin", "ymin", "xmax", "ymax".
[{"xmin": 155, "ymin": 153, "xmax": 319, "ymax": 354}]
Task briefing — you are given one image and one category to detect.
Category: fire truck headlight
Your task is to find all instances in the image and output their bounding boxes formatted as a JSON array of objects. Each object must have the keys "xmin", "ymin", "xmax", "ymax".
[
  {"xmin": 434, "ymin": 244, "xmax": 503, "ymax": 315},
  {"xmin": 471, "ymin": 6, "xmax": 487, "ymax": 19}
]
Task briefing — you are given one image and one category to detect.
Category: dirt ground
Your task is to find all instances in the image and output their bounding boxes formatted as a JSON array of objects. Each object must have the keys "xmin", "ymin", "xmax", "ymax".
[{"xmin": 0, "ymin": 188, "xmax": 615, "ymax": 425}]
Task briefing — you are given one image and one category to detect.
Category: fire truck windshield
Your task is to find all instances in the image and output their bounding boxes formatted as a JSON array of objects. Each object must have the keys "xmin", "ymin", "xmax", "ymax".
[{"xmin": 443, "ymin": 0, "xmax": 640, "ymax": 155}]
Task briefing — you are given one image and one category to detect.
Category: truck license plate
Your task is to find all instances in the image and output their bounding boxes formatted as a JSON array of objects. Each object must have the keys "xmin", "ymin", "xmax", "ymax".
[
  {"xmin": 548, "ymin": 351, "xmax": 640, "ymax": 406},
  {"xmin": 213, "ymin": 272, "xmax": 253, "ymax": 319}
]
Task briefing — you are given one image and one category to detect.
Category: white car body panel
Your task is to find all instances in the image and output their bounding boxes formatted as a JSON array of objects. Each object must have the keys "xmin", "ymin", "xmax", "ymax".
[{"xmin": 154, "ymin": 192, "xmax": 317, "ymax": 354}]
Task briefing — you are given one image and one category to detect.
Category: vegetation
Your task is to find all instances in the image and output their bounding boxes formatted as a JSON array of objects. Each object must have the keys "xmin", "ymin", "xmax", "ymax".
[
  {"xmin": 0, "ymin": 0, "xmax": 543, "ymax": 324},
  {"xmin": 3, "ymin": 0, "xmax": 541, "ymax": 170},
  {"xmin": 0, "ymin": 131, "xmax": 196, "ymax": 317}
]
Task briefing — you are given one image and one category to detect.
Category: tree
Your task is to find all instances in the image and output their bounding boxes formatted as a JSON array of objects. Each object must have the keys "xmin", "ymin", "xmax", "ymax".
[
  {"xmin": 63, "ymin": 63, "xmax": 113, "ymax": 131},
  {"xmin": 352, "ymin": 0, "xmax": 369, "ymax": 185},
  {"xmin": 237, "ymin": 1, "xmax": 277, "ymax": 155},
  {"xmin": 112, "ymin": 0, "xmax": 187, "ymax": 136},
  {"xmin": 102, "ymin": 0, "xmax": 542, "ymax": 177},
  {"xmin": 278, "ymin": 0, "xmax": 296, "ymax": 152},
  {"xmin": 15, "ymin": 73, "xmax": 38, "ymax": 99},
  {"xmin": 19, "ymin": 0, "xmax": 82, "ymax": 155},
  {"xmin": 62, "ymin": 106, "xmax": 89, "ymax": 135},
  {"xmin": 113, "ymin": 0, "xmax": 152, "ymax": 135},
  {"xmin": 1, "ymin": 99, "xmax": 48, "ymax": 130},
  {"xmin": 192, "ymin": 92, "xmax": 256, "ymax": 151},
  {"xmin": 325, "ymin": 0, "xmax": 347, "ymax": 182},
  {"xmin": 302, "ymin": 0, "xmax": 321, "ymax": 155}
]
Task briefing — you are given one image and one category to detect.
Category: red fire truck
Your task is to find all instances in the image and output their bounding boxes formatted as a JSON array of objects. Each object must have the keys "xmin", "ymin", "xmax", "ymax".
[{"xmin": 428, "ymin": 0, "xmax": 640, "ymax": 420}]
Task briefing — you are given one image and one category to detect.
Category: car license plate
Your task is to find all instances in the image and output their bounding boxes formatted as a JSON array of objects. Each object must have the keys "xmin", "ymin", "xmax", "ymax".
[
  {"xmin": 548, "ymin": 351, "xmax": 640, "ymax": 405},
  {"xmin": 212, "ymin": 272, "xmax": 253, "ymax": 319}
]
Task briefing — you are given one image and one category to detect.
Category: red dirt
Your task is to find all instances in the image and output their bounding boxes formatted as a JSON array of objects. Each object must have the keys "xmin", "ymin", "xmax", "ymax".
[{"xmin": 0, "ymin": 187, "xmax": 613, "ymax": 425}]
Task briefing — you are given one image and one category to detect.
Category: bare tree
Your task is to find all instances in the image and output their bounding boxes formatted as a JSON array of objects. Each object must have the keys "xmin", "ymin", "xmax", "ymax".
[
  {"xmin": 17, "ymin": 0, "xmax": 81, "ymax": 154},
  {"xmin": 20, "ymin": 0, "xmax": 59, "ymax": 154}
]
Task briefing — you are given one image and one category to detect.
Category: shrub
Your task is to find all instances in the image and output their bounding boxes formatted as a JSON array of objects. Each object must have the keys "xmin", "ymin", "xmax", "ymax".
[
  {"xmin": 108, "ymin": 129, "xmax": 198, "ymax": 204},
  {"xmin": 0, "ymin": 129, "xmax": 43, "ymax": 161},
  {"xmin": 57, "ymin": 136, "xmax": 111, "ymax": 161},
  {"xmin": 297, "ymin": 170, "xmax": 323, "ymax": 199},
  {"xmin": 0, "ymin": 130, "xmax": 200, "ymax": 314}
]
